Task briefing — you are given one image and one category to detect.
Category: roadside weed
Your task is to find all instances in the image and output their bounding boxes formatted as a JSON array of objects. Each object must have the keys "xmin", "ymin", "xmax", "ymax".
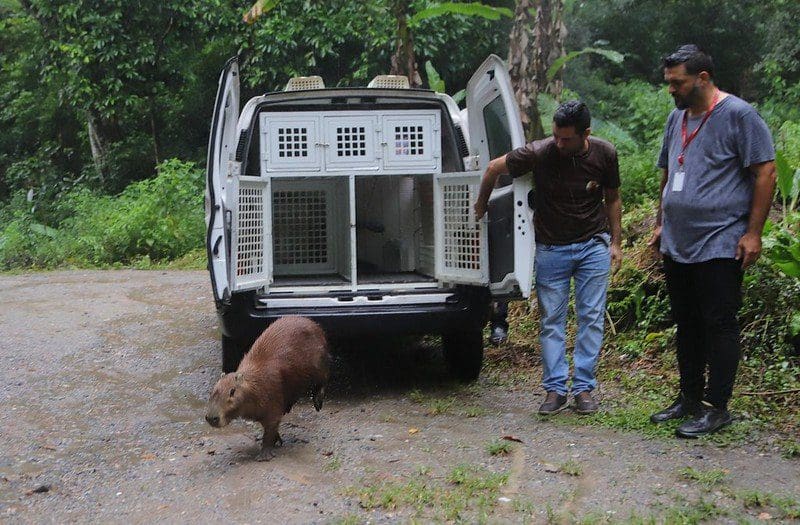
[
  {"xmin": 679, "ymin": 467, "xmax": 728, "ymax": 488},
  {"xmin": 484, "ymin": 439, "xmax": 514, "ymax": 456}
]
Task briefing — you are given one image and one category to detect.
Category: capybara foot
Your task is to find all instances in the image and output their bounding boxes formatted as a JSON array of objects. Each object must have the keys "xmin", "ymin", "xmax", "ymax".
[
  {"xmin": 256, "ymin": 448, "xmax": 276, "ymax": 462},
  {"xmin": 312, "ymin": 385, "xmax": 325, "ymax": 411}
]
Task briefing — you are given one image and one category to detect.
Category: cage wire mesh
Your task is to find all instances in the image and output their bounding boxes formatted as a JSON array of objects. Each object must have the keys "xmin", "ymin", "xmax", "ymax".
[
  {"xmin": 272, "ymin": 189, "xmax": 329, "ymax": 268},
  {"xmin": 442, "ymin": 182, "xmax": 482, "ymax": 271},
  {"xmin": 235, "ymin": 185, "xmax": 265, "ymax": 278}
]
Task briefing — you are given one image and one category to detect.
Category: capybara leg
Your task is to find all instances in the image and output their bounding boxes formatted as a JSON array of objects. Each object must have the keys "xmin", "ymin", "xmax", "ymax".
[
  {"xmin": 256, "ymin": 421, "xmax": 281, "ymax": 461},
  {"xmin": 312, "ymin": 385, "xmax": 326, "ymax": 411}
]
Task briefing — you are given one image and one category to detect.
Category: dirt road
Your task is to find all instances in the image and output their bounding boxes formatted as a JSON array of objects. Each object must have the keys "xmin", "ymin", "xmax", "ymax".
[{"xmin": 0, "ymin": 270, "xmax": 797, "ymax": 524}]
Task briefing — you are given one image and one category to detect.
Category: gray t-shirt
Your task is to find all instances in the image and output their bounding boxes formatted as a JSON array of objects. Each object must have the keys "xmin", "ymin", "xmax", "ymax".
[{"xmin": 657, "ymin": 95, "xmax": 775, "ymax": 263}]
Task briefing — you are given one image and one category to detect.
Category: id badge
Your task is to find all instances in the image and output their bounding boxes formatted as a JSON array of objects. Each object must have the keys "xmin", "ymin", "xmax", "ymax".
[{"xmin": 672, "ymin": 169, "xmax": 685, "ymax": 192}]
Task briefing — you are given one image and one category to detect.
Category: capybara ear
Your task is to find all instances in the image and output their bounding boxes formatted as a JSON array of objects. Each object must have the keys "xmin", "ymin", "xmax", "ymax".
[{"xmin": 234, "ymin": 372, "xmax": 244, "ymax": 384}]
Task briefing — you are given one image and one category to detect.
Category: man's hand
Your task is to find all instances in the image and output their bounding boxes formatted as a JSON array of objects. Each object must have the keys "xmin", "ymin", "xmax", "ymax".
[
  {"xmin": 647, "ymin": 225, "xmax": 662, "ymax": 255},
  {"xmin": 474, "ymin": 198, "xmax": 488, "ymax": 220},
  {"xmin": 610, "ymin": 243, "xmax": 623, "ymax": 274},
  {"xmin": 736, "ymin": 232, "xmax": 762, "ymax": 269}
]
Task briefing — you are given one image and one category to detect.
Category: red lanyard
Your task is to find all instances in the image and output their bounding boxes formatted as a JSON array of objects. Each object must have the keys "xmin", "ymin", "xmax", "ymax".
[{"xmin": 678, "ymin": 90, "xmax": 720, "ymax": 166}]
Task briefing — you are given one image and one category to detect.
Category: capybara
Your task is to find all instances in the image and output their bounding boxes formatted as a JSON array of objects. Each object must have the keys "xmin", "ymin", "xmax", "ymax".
[{"xmin": 205, "ymin": 316, "xmax": 330, "ymax": 461}]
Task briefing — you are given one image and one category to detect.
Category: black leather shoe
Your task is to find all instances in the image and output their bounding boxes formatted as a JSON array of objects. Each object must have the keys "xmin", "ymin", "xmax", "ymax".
[
  {"xmin": 650, "ymin": 396, "xmax": 701, "ymax": 423},
  {"xmin": 675, "ymin": 406, "xmax": 732, "ymax": 438},
  {"xmin": 489, "ymin": 325, "xmax": 508, "ymax": 346},
  {"xmin": 538, "ymin": 392, "xmax": 568, "ymax": 415}
]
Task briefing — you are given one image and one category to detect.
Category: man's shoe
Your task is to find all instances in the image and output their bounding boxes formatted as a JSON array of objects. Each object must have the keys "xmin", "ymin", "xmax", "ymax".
[
  {"xmin": 489, "ymin": 325, "xmax": 508, "ymax": 346},
  {"xmin": 650, "ymin": 396, "xmax": 701, "ymax": 423},
  {"xmin": 675, "ymin": 406, "xmax": 732, "ymax": 438},
  {"xmin": 538, "ymin": 392, "xmax": 568, "ymax": 415},
  {"xmin": 574, "ymin": 391, "xmax": 599, "ymax": 414}
]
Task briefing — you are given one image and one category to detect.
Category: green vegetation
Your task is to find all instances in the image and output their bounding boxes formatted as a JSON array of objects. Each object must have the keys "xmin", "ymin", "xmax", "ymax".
[
  {"xmin": 348, "ymin": 463, "xmax": 508, "ymax": 522},
  {"xmin": 484, "ymin": 438, "xmax": 514, "ymax": 456},
  {"xmin": 679, "ymin": 467, "xmax": 728, "ymax": 488},
  {"xmin": 558, "ymin": 459, "xmax": 582, "ymax": 477}
]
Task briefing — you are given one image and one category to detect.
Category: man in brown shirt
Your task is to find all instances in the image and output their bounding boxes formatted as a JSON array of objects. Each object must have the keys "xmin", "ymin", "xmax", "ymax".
[{"xmin": 474, "ymin": 101, "xmax": 622, "ymax": 414}]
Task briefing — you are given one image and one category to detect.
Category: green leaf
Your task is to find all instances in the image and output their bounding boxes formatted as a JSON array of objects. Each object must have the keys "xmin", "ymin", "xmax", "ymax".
[
  {"xmin": 775, "ymin": 261, "xmax": 800, "ymax": 278},
  {"xmin": 547, "ymin": 47, "xmax": 625, "ymax": 82},
  {"xmin": 775, "ymin": 150, "xmax": 794, "ymax": 201},
  {"xmin": 30, "ymin": 223, "xmax": 58, "ymax": 238},
  {"xmin": 452, "ymin": 89, "xmax": 466, "ymax": 105},
  {"xmin": 410, "ymin": 2, "xmax": 513, "ymax": 26},
  {"xmin": 425, "ymin": 61, "xmax": 445, "ymax": 93}
]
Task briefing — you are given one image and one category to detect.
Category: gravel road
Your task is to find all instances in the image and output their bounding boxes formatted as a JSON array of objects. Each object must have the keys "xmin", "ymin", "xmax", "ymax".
[{"xmin": 0, "ymin": 270, "xmax": 797, "ymax": 524}]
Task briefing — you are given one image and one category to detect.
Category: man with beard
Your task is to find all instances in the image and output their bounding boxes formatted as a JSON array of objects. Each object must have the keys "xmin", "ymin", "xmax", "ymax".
[
  {"xmin": 474, "ymin": 100, "xmax": 623, "ymax": 415},
  {"xmin": 649, "ymin": 45, "xmax": 776, "ymax": 437}
]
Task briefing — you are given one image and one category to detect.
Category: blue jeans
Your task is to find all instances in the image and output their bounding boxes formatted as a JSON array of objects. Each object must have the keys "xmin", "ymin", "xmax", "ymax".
[{"xmin": 535, "ymin": 234, "xmax": 611, "ymax": 395}]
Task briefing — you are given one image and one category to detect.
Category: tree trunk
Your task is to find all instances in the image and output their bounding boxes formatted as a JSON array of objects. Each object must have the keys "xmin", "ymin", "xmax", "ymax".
[
  {"xmin": 389, "ymin": 1, "xmax": 422, "ymax": 87},
  {"xmin": 508, "ymin": 0, "xmax": 566, "ymax": 141},
  {"xmin": 508, "ymin": 0, "xmax": 543, "ymax": 140},
  {"xmin": 86, "ymin": 111, "xmax": 108, "ymax": 186},
  {"xmin": 532, "ymin": 0, "xmax": 566, "ymax": 99}
]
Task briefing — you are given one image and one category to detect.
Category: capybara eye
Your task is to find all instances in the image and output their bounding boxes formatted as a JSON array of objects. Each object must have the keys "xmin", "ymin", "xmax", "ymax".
[{"xmin": 229, "ymin": 388, "xmax": 236, "ymax": 397}]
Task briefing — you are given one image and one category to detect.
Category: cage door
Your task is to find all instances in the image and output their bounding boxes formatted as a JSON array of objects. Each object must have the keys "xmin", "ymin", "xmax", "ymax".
[
  {"xmin": 433, "ymin": 172, "xmax": 488, "ymax": 285},
  {"xmin": 230, "ymin": 178, "xmax": 270, "ymax": 291},
  {"xmin": 261, "ymin": 113, "xmax": 321, "ymax": 172}
]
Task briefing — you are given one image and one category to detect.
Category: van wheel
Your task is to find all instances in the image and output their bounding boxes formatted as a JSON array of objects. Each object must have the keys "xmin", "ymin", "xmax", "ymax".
[
  {"xmin": 443, "ymin": 330, "xmax": 484, "ymax": 382},
  {"xmin": 221, "ymin": 335, "xmax": 247, "ymax": 373}
]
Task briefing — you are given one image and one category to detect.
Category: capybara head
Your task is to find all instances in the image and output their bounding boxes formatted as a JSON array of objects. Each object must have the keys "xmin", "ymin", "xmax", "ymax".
[{"xmin": 205, "ymin": 372, "xmax": 247, "ymax": 428}]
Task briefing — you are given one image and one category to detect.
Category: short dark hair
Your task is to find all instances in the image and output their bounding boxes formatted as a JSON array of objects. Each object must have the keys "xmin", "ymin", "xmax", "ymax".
[
  {"xmin": 553, "ymin": 100, "xmax": 591, "ymax": 135},
  {"xmin": 663, "ymin": 44, "xmax": 715, "ymax": 79}
]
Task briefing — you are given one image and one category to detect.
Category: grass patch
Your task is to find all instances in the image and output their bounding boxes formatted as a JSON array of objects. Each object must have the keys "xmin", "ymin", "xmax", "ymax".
[
  {"xmin": 323, "ymin": 455, "xmax": 342, "ymax": 472},
  {"xmin": 780, "ymin": 438, "xmax": 800, "ymax": 459},
  {"xmin": 463, "ymin": 405, "xmax": 486, "ymax": 418},
  {"xmin": 559, "ymin": 459, "xmax": 583, "ymax": 477},
  {"xmin": 407, "ymin": 389, "xmax": 456, "ymax": 416},
  {"xmin": 348, "ymin": 464, "xmax": 508, "ymax": 522},
  {"xmin": 678, "ymin": 467, "xmax": 728, "ymax": 488},
  {"xmin": 484, "ymin": 439, "xmax": 514, "ymax": 456},
  {"xmin": 657, "ymin": 498, "xmax": 726, "ymax": 523}
]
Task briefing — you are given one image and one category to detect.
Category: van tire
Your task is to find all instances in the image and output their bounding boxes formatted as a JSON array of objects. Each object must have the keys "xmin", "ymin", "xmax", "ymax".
[
  {"xmin": 443, "ymin": 330, "xmax": 483, "ymax": 382},
  {"xmin": 221, "ymin": 335, "xmax": 247, "ymax": 373}
]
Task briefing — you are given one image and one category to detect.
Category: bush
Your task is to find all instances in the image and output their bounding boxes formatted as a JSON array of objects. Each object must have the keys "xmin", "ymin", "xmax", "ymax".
[{"xmin": 0, "ymin": 158, "xmax": 205, "ymax": 269}]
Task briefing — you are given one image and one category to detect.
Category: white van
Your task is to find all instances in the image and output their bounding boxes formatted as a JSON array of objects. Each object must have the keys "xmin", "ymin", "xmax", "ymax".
[{"xmin": 205, "ymin": 54, "xmax": 535, "ymax": 380}]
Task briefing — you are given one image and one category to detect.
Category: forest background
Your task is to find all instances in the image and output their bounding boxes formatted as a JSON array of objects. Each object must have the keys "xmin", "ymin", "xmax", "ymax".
[{"xmin": 0, "ymin": 0, "xmax": 798, "ymax": 446}]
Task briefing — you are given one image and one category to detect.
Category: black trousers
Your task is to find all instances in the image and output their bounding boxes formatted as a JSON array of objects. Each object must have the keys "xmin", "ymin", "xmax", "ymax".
[
  {"xmin": 662, "ymin": 256, "xmax": 743, "ymax": 409},
  {"xmin": 491, "ymin": 300, "xmax": 509, "ymax": 330}
]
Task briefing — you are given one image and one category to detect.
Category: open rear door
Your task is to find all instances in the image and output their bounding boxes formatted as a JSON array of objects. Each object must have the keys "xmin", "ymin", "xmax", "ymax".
[
  {"xmin": 466, "ymin": 55, "xmax": 534, "ymax": 298},
  {"xmin": 205, "ymin": 56, "xmax": 240, "ymax": 304}
]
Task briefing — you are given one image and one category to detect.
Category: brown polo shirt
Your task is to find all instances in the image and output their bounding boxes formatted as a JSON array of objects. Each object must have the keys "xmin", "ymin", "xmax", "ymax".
[{"xmin": 505, "ymin": 136, "xmax": 620, "ymax": 245}]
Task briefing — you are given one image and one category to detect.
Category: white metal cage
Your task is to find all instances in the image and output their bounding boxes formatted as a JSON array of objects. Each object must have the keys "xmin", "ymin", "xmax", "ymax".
[
  {"xmin": 270, "ymin": 178, "xmax": 349, "ymax": 276},
  {"xmin": 433, "ymin": 173, "xmax": 487, "ymax": 284},
  {"xmin": 261, "ymin": 111, "xmax": 439, "ymax": 174},
  {"xmin": 231, "ymin": 180, "xmax": 269, "ymax": 290}
]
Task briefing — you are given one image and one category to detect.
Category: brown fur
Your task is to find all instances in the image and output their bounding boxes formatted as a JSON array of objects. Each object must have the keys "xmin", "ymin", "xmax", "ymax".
[{"xmin": 205, "ymin": 316, "xmax": 330, "ymax": 460}]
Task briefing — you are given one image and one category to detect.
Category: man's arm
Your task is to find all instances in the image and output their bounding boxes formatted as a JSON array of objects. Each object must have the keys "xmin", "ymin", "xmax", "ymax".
[
  {"xmin": 604, "ymin": 187, "xmax": 623, "ymax": 273},
  {"xmin": 473, "ymin": 154, "xmax": 509, "ymax": 220},
  {"xmin": 737, "ymin": 160, "xmax": 777, "ymax": 269},
  {"xmin": 648, "ymin": 168, "xmax": 669, "ymax": 252}
]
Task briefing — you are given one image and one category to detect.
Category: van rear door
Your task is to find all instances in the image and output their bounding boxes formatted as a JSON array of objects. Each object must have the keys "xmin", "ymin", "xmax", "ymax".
[
  {"xmin": 466, "ymin": 54, "xmax": 534, "ymax": 298},
  {"xmin": 206, "ymin": 57, "xmax": 240, "ymax": 304}
]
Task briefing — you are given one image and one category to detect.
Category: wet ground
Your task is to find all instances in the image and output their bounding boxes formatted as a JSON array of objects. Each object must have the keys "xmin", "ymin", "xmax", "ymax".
[{"xmin": 0, "ymin": 270, "xmax": 798, "ymax": 524}]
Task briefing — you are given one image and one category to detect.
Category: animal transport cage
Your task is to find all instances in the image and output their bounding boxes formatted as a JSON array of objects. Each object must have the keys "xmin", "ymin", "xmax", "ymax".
[{"xmin": 228, "ymin": 108, "xmax": 475, "ymax": 293}]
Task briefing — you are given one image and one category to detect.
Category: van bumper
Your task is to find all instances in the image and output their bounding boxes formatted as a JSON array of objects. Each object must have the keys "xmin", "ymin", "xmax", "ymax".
[{"xmin": 216, "ymin": 286, "xmax": 491, "ymax": 343}]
